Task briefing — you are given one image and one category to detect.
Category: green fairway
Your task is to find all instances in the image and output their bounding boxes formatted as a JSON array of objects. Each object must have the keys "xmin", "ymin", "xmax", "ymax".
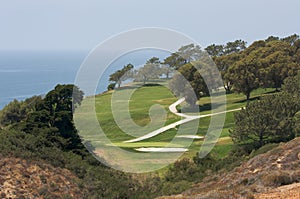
[
  {"xmin": 94, "ymin": 85, "xmax": 180, "ymax": 142},
  {"xmin": 197, "ymin": 87, "xmax": 275, "ymax": 115},
  {"xmin": 109, "ymin": 142, "xmax": 184, "ymax": 148},
  {"xmin": 77, "ymin": 83, "xmax": 276, "ymax": 162}
]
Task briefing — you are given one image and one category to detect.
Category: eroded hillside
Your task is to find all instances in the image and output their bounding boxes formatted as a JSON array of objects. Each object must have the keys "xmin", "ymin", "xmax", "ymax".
[
  {"xmin": 158, "ymin": 137, "xmax": 300, "ymax": 199},
  {"xmin": 0, "ymin": 154, "xmax": 85, "ymax": 199}
]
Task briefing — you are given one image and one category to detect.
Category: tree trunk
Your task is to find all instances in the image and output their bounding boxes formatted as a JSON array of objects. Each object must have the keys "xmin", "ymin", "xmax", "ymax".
[
  {"xmin": 224, "ymin": 85, "xmax": 231, "ymax": 93},
  {"xmin": 246, "ymin": 92, "xmax": 250, "ymax": 101},
  {"xmin": 259, "ymin": 130, "xmax": 263, "ymax": 147},
  {"xmin": 225, "ymin": 82, "xmax": 231, "ymax": 92}
]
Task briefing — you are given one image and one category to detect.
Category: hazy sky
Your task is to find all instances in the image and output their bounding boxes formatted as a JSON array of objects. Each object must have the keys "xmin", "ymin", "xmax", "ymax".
[{"xmin": 1, "ymin": 0, "xmax": 300, "ymax": 51}]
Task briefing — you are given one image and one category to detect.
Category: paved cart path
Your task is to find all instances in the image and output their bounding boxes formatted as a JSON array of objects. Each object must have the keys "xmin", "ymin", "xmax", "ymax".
[{"xmin": 124, "ymin": 98, "xmax": 241, "ymax": 143}]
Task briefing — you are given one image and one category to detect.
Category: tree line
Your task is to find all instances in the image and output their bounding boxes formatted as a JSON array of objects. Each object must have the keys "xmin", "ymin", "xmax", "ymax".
[
  {"xmin": 108, "ymin": 57, "xmax": 174, "ymax": 90},
  {"xmin": 109, "ymin": 34, "xmax": 299, "ymax": 104}
]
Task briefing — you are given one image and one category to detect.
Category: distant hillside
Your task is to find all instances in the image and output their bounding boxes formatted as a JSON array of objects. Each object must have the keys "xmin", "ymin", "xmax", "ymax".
[
  {"xmin": 158, "ymin": 137, "xmax": 300, "ymax": 199},
  {"xmin": 0, "ymin": 154, "xmax": 85, "ymax": 199}
]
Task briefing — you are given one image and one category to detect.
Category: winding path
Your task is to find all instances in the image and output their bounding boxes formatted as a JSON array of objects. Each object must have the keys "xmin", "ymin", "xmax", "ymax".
[{"xmin": 124, "ymin": 98, "xmax": 242, "ymax": 143}]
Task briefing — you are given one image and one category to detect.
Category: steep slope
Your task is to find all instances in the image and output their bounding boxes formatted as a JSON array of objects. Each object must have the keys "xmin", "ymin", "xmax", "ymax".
[
  {"xmin": 0, "ymin": 154, "xmax": 85, "ymax": 199},
  {"xmin": 256, "ymin": 182, "xmax": 300, "ymax": 198},
  {"xmin": 158, "ymin": 137, "xmax": 300, "ymax": 199}
]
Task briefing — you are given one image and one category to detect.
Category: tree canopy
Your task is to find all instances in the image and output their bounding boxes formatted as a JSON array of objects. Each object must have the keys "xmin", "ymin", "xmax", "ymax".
[
  {"xmin": 134, "ymin": 57, "xmax": 162, "ymax": 84},
  {"xmin": 0, "ymin": 96, "xmax": 42, "ymax": 126},
  {"xmin": 0, "ymin": 84, "xmax": 85, "ymax": 151},
  {"xmin": 230, "ymin": 74, "xmax": 300, "ymax": 150},
  {"xmin": 205, "ymin": 39, "xmax": 247, "ymax": 57},
  {"xmin": 163, "ymin": 44, "xmax": 203, "ymax": 69},
  {"xmin": 109, "ymin": 63, "xmax": 134, "ymax": 88}
]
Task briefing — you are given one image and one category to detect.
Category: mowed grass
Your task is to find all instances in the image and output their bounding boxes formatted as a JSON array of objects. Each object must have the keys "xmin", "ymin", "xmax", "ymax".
[
  {"xmin": 79, "ymin": 84, "xmax": 276, "ymax": 161},
  {"xmin": 128, "ymin": 86, "xmax": 180, "ymax": 126},
  {"xmin": 94, "ymin": 85, "xmax": 180, "ymax": 142},
  {"xmin": 198, "ymin": 87, "xmax": 276, "ymax": 114}
]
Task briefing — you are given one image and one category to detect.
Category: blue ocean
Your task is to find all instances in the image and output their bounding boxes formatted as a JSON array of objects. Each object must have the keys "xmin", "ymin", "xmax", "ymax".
[{"xmin": 0, "ymin": 50, "xmax": 169, "ymax": 109}]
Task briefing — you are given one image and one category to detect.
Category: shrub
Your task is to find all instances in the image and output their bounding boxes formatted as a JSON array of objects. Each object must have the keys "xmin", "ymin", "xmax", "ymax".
[
  {"xmin": 161, "ymin": 180, "xmax": 191, "ymax": 196},
  {"xmin": 249, "ymin": 143, "xmax": 279, "ymax": 158},
  {"xmin": 263, "ymin": 171, "xmax": 294, "ymax": 186},
  {"xmin": 107, "ymin": 83, "xmax": 116, "ymax": 91}
]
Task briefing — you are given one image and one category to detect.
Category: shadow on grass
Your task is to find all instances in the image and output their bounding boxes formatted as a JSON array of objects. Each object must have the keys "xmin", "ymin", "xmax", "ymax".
[
  {"xmin": 115, "ymin": 85, "xmax": 140, "ymax": 90},
  {"xmin": 234, "ymin": 89, "xmax": 278, "ymax": 104},
  {"xmin": 177, "ymin": 102, "xmax": 225, "ymax": 113},
  {"xmin": 177, "ymin": 105, "xmax": 200, "ymax": 113},
  {"xmin": 199, "ymin": 103, "xmax": 212, "ymax": 112},
  {"xmin": 143, "ymin": 83, "xmax": 164, "ymax": 87},
  {"xmin": 115, "ymin": 83, "xmax": 164, "ymax": 91},
  {"xmin": 182, "ymin": 102, "xmax": 226, "ymax": 113},
  {"xmin": 234, "ymin": 96, "xmax": 260, "ymax": 104}
]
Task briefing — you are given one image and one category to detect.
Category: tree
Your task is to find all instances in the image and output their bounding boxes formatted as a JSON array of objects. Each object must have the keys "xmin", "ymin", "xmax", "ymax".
[
  {"xmin": 43, "ymin": 84, "xmax": 83, "ymax": 113},
  {"xmin": 169, "ymin": 63, "xmax": 200, "ymax": 106},
  {"xmin": 163, "ymin": 53, "xmax": 186, "ymax": 69},
  {"xmin": 292, "ymin": 39, "xmax": 300, "ymax": 64},
  {"xmin": 224, "ymin": 39, "xmax": 247, "ymax": 54},
  {"xmin": 225, "ymin": 39, "xmax": 290, "ymax": 100},
  {"xmin": 107, "ymin": 83, "xmax": 116, "ymax": 91},
  {"xmin": 230, "ymin": 94, "xmax": 297, "ymax": 149},
  {"xmin": 109, "ymin": 63, "xmax": 134, "ymax": 88},
  {"xmin": 169, "ymin": 59, "xmax": 220, "ymax": 106},
  {"xmin": 282, "ymin": 73, "xmax": 300, "ymax": 99},
  {"xmin": 177, "ymin": 44, "xmax": 203, "ymax": 63},
  {"xmin": 205, "ymin": 40, "xmax": 247, "ymax": 93},
  {"xmin": 0, "ymin": 96, "xmax": 42, "ymax": 126},
  {"xmin": 134, "ymin": 57, "xmax": 162, "ymax": 84},
  {"xmin": 147, "ymin": 57, "xmax": 160, "ymax": 64},
  {"xmin": 23, "ymin": 84, "xmax": 85, "ymax": 151},
  {"xmin": 260, "ymin": 51, "xmax": 298, "ymax": 90},
  {"xmin": 265, "ymin": 36, "xmax": 279, "ymax": 43},
  {"xmin": 230, "ymin": 74, "xmax": 300, "ymax": 150},
  {"xmin": 163, "ymin": 44, "xmax": 203, "ymax": 69},
  {"xmin": 205, "ymin": 39, "xmax": 246, "ymax": 57},
  {"xmin": 281, "ymin": 34, "xmax": 299, "ymax": 45},
  {"xmin": 205, "ymin": 44, "xmax": 224, "ymax": 57},
  {"xmin": 214, "ymin": 53, "xmax": 241, "ymax": 92},
  {"xmin": 282, "ymin": 73, "xmax": 300, "ymax": 116},
  {"xmin": 0, "ymin": 99, "xmax": 23, "ymax": 126},
  {"xmin": 160, "ymin": 64, "xmax": 174, "ymax": 79},
  {"xmin": 248, "ymin": 40, "xmax": 299, "ymax": 90},
  {"xmin": 227, "ymin": 51, "xmax": 260, "ymax": 101}
]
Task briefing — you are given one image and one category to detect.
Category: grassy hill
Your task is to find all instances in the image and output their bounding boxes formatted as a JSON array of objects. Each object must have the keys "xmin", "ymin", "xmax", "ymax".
[{"xmin": 94, "ymin": 85, "xmax": 180, "ymax": 142}]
